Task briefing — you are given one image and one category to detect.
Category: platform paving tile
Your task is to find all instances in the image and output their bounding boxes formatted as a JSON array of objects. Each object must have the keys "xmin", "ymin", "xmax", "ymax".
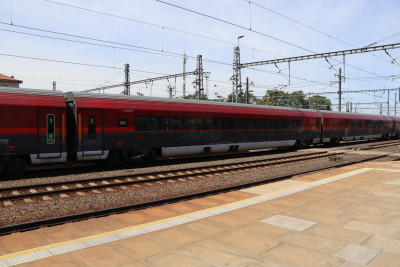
[
  {"xmin": 37, "ymin": 223, "xmax": 91, "ymax": 243},
  {"xmin": 71, "ymin": 216, "xmax": 126, "ymax": 235},
  {"xmin": 0, "ymin": 231, "xmax": 51, "ymax": 255},
  {"xmin": 294, "ymin": 203, "xmax": 345, "ymax": 217},
  {"xmin": 202, "ymin": 212, "xmax": 253, "ymax": 229},
  {"xmin": 262, "ymin": 243, "xmax": 344, "ymax": 267},
  {"xmin": 367, "ymin": 251, "xmax": 400, "ymax": 267},
  {"xmin": 245, "ymin": 258, "xmax": 293, "ymax": 267},
  {"xmin": 108, "ymin": 210, "xmax": 158, "ymax": 227},
  {"xmin": 207, "ymin": 191, "xmax": 254, "ymax": 202},
  {"xmin": 67, "ymin": 243, "xmax": 136, "ymax": 267},
  {"xmin": 262, "ymin": 197, "xmax": 310, "ymax": 211},
  {"xmin": 142, "ymin": 250, "xmax": 211, "ymax": 267},
  {"xmin": 260, "ymin": 215, "xmax": 316, "ymax": 231},
  {"xmin": 374, "ymin": 188, "xmax": 400, "ymax": 197},
  {"xmin": 17, "ymin": 253, "xmax": 79, "ymax": 267},
  {"xmin": 211, "ymin": 227, "xmax": 283, "ymax": 254},
  {"xmin": 340, "ymin": 210, "xmax": 392, "ymax": 225},
  {"xmin": 119, "ymin": 261, "xmax": 147, "ymax": 267},
  {"xmin": 163, "ymin": 201, "xmax": 205, "ymax": 214},
  {"xmin": 148, "ymin": 226, "xmax": 207, "ymax": 248},
  {"xmin": 283, "ymin": 209, "xmax": 350, "ymax": 227},
  {"xmin": 304, "ymin": 224, "xmax": 371, "ymax": 244},
  {"xmin": 140, "ymin": 206, "xmax": 180, "ymax": 219},
  {"xmin": 109, "ymin": 235, "xmax": 171, "ymax": 260},
  {"xmin": 343, "ymin": 220, "xmax": 400, "ymax": 239},
  {"xmin": 276, "ymin": 231, "xmax": 348, "ymax": 255},
  {"xmin": 227, "ymin": 206, "xmax": 277, "ymax": 221},
  {"xmin": 365, "ymin": 198, "xmax": 400, "ymax": 211},
  {"xmin": 362, "ymin": 235, "xmax": 400, "ymax": 255},
  {"xmin": 383, "ymin": 178, "xmax": 400, "ymax": 185},
  {"xmin": 179, "ymin": 219, "xmax": 227, "ymax": 236},
  {"xmin": 182, "ymin": 238, "xmax": 263, "ymax": 266},
  {"xmin": 247, "ymin": 201, "xmax": 288, "ymax": 214},
  {"xmin": 186, "ymin": 196, "xmax": 226, "ymax": 208},
  {"xmin": 238, "ymin": 222, "xmax": 291, "ymax": 238},
  {"xmin": 240, "ymin": 180, "xmax": 306, "ymax": 195},
  {"xmin": 334, "ymin": 244, "xmax": 380, "ymax": 265},
  {"xmin": 317, "ymin": 195, "xmax": 369, "ymax": 208}
]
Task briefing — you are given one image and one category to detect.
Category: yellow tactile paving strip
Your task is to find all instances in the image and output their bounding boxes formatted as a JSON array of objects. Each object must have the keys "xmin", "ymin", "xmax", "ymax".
[{"xmin": 0, "ymin": 162, "xmax": 399, "ymax": 266}]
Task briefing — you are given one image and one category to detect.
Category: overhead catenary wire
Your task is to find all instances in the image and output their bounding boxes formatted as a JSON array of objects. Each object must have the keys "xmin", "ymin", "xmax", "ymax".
[{"xmin": 40, "ymin": 0, "xmax": 387, "ymax": 86}]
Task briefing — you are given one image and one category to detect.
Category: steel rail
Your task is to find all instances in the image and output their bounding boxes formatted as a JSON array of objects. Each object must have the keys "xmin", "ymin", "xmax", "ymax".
[
  {"xmin": 0, "ymin": 152, "xmax": 334, "ymax": 202},
  {"xmin": 0, "ymin": 153, "xmax": 390, "ymax": 235}
]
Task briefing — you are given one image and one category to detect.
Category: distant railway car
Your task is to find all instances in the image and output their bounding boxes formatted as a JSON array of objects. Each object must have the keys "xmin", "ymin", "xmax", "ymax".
[
  {"xmin": 65, "ymin": 92, "xmax": 322, "ymax": 163},
  {"xmin": 319, "ymin": 111, "xmax": 392, "ymax": 144},
  {"xmin": 390, "ymin": 116, "xmax": 400, "ymax": 138},
  {"xmin": 0, "ymin": 88, "xmax": 67, "ymax": 173}
]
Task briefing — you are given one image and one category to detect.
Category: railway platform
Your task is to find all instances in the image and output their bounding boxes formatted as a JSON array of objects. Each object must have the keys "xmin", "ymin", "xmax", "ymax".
[{"xmin": 0, "ymin": 161, "xmax": 400, "ymax": 266}]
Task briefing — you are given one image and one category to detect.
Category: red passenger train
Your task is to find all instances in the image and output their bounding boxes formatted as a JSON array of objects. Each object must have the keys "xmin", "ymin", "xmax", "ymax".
[{"xmin": 0, "ymin": 88, "xmax": 397, "ymax": 174}]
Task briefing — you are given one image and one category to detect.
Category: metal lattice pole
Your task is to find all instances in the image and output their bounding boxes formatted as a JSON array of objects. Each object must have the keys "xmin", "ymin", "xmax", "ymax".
[
  {"xmin": 232, "ymin": 46, "xmax": 241, "ymax": 103},
  {"xmin": 124, "ymin": 64, "xmax": 130, "ymax": 95},
  {"xmin": 195, "ymin": 55, "xmax": 204, "ymax": 99}
]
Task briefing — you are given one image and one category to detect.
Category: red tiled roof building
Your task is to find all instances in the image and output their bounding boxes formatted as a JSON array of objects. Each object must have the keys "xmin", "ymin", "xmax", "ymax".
[{"xmin": 0, "ymin": 73, "xmax": 23, "ymax": 88}]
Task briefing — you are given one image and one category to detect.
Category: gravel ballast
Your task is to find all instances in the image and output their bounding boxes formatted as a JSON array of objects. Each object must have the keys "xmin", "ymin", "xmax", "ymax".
[{"xmin": 0, "ymin": 150, "xmax": 385, "ymax": 228}]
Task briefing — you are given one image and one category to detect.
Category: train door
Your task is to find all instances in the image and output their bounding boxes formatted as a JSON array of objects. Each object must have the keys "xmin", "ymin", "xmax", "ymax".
[
  {"xmin": 37, "ymin": 108, "xmax": 65, "ymax": 161},
  {"xmin": 81, "ymin": 109, "xmax": 103, "ymax": 156}
]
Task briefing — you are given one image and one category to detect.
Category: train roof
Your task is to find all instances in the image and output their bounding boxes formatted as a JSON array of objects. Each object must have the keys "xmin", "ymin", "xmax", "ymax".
[
  {"xmin": 0, "ymin": 87, "xmax": 66, "ymax": 107},
  {"xmin": 319, "ymin": 110, "xmax": 392, "ymax": 121},
  {"xmin": 66, "ymin": 91, "xmax": 321, "ymax": 118}
]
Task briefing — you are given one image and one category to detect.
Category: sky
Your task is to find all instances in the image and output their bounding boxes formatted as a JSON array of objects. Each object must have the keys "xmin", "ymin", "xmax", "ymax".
[{"xmin": 1, "ymin": 0, "xmax": 400, "ymax": 114}]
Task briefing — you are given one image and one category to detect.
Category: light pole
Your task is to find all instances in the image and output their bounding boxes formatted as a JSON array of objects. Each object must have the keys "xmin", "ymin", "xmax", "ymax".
[{"xmin": 237, "ymin": 35, "xmax": 244, "ymax": 47}]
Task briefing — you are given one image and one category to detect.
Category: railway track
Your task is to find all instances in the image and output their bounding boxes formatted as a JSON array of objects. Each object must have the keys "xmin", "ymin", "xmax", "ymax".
[
  {"xmin": 0, "ymin": 151, "xmax": 339, "ymax": 206},
  {"xmin": 0, "ymin": 151, "xmax": 391, "ymax": 235},
  {"xmin": 341, "ymin": 139, "xmax": 400, "ymax": 151},
  {"xmin": 358, "ymin": 140, "xmax": 400, "ymax": 150}
]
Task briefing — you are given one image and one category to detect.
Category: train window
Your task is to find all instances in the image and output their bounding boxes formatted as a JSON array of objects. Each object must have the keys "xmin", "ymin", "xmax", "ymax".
[
  {"xmin": 293, "ymin": 120, "xmax": 302, "ymax": 129},
  {"xmin": 169, "ymin": 117, "xmax": 181, "ymax": 130},
  {"xmin": 269, "ymin": 119, "xmax": 281, "ymax": 129},
  {"xmin": 159, "ymin": 117, "xmax": 169, "ymax": 130},
  {"xmin": 238, "ymin": 118, "xmax": 252, "ymax": 129},
  {"xmin": 47, "ymin": 114, "xmax": 55, "ymax": 144},
  {"xmin": 203, "ymin": 117, "xmax": 213, "ymax": 130},
  {"xmin": 118, "ymin": 119, "xmax": 128, "ymax": 127},
  {"xmin": 88, "ymin": 115, "xmax": 96, "ymax": 140},
  {"xmin": 183, "ymin": 117, "xmax": 201, "ymax": 130},
  {"xmin": 213, "ymin": 118, "xmax": 221, "ymax": 130},
  {"xmin": 135, "ymin": 116, "xmax": 157, "ymax": 131},
  {"xmin": 351, "ymin": 120, "xmax": 362, "ymax": 128},
  {"xmin": 222, "ymin": 118, "xmax": 237, "ymax": 130}
]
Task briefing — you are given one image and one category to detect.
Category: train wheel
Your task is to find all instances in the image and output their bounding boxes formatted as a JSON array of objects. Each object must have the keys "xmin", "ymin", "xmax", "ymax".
[
  {"xmin": 0, "ymin": 158, "xmax": 4, "ymax": 175},
  {"xmin": 105, "ymin": 151, "xmax": 119, "ymax": 168},
  {"xmin": 5, "ymin": 157, "xmax": 26, "ymax": 175}
]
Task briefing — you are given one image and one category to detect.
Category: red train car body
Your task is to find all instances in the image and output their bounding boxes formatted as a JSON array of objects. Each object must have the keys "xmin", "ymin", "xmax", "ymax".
[
  {"xmin": 1, "ymin": 88, "xmax": 399, "ymax": 174},
  {"xmin": 319, "ymin": 111, "xmax": 392, "ymax": 144},
  {"xmin": 65, "ymin": 92, "xmax": 321, "ymax": 162},
  {"xmin": 0, "ymin": 88, "xmax": 67, "ymax": 173}
]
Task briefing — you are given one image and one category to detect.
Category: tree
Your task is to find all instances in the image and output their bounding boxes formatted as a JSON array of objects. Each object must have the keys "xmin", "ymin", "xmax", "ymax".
[
  {"xmin": 258, "ymin": 89, "xmax": 307, "ymax": 108},
  {"xmin": 258, "ymin": 89, "xmax": 332, "ymax": 110},
  {"xmin": 226, "ymin": 90, "xmax": 258, "ymax": 104},
  {"xmin": 182, "ymin": 92, "xmax": 208, "ymax": 100},
  {"xmin": 308, "ymin": 95, "xmax": 332, "ymax": 110}
]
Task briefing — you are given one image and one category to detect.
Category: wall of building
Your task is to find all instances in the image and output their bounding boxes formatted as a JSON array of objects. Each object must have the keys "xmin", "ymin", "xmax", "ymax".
[{"xmin": 0, "ymin": 81, "xmax": 20, "ymax": 88}]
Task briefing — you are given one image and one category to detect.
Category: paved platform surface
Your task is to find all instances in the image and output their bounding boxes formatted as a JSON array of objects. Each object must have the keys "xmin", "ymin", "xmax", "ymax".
[{"xmin": 1, "ymin": 161, "xmax": 400, "ymax": 266}]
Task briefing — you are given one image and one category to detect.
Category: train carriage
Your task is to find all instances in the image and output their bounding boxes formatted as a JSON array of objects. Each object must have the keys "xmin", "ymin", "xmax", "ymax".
[
  {"xmin": 319, "ymin": 111, "xmax": 392, "ymax": 144},
  {"xmin": 65, "ymin": 92, "xmax": 322, "ymax": 162},
  {"xmin": 390, "ymin": 116, "xmax": 400, "ymax": 138},
  {"xmin": 0, "ymin": 88, "xmax": 67, "ymax": 173}
]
